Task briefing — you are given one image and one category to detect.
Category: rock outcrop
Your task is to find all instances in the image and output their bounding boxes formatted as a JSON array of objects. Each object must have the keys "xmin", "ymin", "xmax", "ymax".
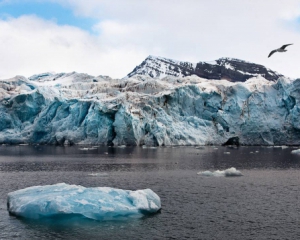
[{"xmin": 127, "ymin": 55, "xmax": 283, "ymax": 82}]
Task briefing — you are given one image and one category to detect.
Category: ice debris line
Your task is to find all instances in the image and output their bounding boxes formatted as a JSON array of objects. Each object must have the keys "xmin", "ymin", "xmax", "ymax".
[
  {"xmin": 197, "ymin": 167, "xmax": 243, "ymax": 177},
  {"xmin": 7, "ymin": 183, "xmax": 161, "ymax": 220},
  {"xmin": 1, "ymin": 56, "xmax": 300, "ymax": 146}
]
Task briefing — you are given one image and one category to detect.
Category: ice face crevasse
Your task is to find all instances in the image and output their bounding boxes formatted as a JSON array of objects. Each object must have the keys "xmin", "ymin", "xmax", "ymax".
[{"xmin": 0, "ymin": 56, "xmax": 299, "ymax": 146}]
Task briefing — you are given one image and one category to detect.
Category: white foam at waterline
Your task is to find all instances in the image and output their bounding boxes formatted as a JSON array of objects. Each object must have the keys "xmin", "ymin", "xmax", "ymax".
[{"xmin": 197, "ymin": 167, "xmax": 243, "ymax": 177}]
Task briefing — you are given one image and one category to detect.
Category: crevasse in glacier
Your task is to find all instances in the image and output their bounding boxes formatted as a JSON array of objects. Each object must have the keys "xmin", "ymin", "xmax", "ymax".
[
  {"xmin": 0, "ymin": 68, "xmax": 299, "ymax": 145},
  {"xmin": 7, "ymin": 183, "xmax": 161, "ymax": 220}
]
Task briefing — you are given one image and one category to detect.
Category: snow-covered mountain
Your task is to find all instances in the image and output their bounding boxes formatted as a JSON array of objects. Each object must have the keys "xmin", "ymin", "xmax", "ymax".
[
  {"xmin": 126, "ymin": 55, "xmax": 283, "ymax": 82},
  {"xmin": 0, "ymin": 67, "xmax": 299, "ymax": 146}
]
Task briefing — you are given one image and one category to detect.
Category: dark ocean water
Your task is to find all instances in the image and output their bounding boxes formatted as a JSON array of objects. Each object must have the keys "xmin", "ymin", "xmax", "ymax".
[{"xmin": 1, "ymin": 145, "xmax": 300, "ymax": 240}]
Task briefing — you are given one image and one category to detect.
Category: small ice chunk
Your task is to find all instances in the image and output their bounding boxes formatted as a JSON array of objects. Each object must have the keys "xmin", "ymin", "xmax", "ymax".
[
  {"xmin": 197, "ymin": 167, "xmax": 242, "ymax": 177},
  {"xmin": 7, "ymin": 183, "xmax": 161, "ymax": 220},
  {"xmin": 142, "ymin": 145, "xmax": 157, "ymax": 149},
  {"xmin": 224, "ymin": 167, "xmax": 243, "ymax": 177},
  {"xmin": 79, "ymin": 147, "xmax": 94, "ymax": 151},
  {"xmin": 88, "ymin": 173, "xmax": 109, "ymax": 177},
  {"xmin": 195, "ymin": 146, "xmax": 205, "ymax": 149},
  {"xmin": 291, "ymin": 149, "xmax": 300, "ymax": 154},
  {"xmin": 224, "ymin": 152, "xmax": 230, "ymax": 154},
  {"xmin": 79, "ymin": 148, "xmax": 90, "ymax": 151},
  {"xmin": 199, "ymin": 170, "xmax": 224, "ymax": 177}
]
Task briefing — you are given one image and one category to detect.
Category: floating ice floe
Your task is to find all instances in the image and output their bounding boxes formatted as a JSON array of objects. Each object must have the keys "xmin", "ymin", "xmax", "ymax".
[
  {"xmin": 195, "ymin": 146, "xmax": 205, "ymax": 149},
  {"xmin": 274, "ymin": 145, "xmax": 289, "ymax": 149},
  {"xmin": 88, "ymin": 173, "xmax": 109, "ymax": 177},
  {"xmin": 7, "ymin": 183, "xmax": 161, "ymax": 220},
  {"xmin": 142, "ymin": 145, "xmax": 157, "ymax": 149},
  {"xmin": 291, "ymin": 149, "xmax": 300, "ymax": 154},
  {"xmin": 78, "ymin": 147, "xmax": 95, "ymax": 151},
  {"xmin": 197, "ymin": 167, "xmax": 243, "ymax": 177}
]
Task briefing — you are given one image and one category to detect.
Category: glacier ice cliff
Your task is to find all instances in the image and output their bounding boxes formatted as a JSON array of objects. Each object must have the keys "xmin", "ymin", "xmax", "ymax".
[
  {"xmin": 7, "ymin": 183, "xmax": 161, "ymax": 220},
  {"xmin": 0, "ymin": 57, "xmax": 300, "ymax": 146}
]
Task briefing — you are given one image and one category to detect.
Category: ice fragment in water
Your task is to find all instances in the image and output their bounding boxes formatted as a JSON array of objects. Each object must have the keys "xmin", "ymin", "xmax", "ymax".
[
  {"xmin": 197, "ymin": 167, "xmax": 242, "ymax": 177},
  {"xmin": 291, "ymin": 149, "xmax": 300, "ymax": 154}
]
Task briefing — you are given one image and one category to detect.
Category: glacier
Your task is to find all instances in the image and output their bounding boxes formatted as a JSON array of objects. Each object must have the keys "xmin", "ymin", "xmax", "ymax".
[
  {"xmin": 7, "ymin": 183, "xmax": 161, "ymax": 220},
  {"xmin": 0, "ymin": 58, "xmax": 300, "ymax": 146}
]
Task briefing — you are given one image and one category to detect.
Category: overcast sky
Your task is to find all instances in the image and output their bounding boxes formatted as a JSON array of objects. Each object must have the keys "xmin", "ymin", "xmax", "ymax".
[{"xmin": 0, "ymin": 0, "xmax": 300, "ymax": 79}]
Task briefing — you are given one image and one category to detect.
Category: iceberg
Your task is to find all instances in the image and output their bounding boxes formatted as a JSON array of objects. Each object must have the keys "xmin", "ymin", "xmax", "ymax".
[
  {"xmin": 197, "ymin": 167, "xmax": 243, "ymax": 177},
  {"xmin": 7, "ymin": 183, "xmax": 161, "ymax": 220}
]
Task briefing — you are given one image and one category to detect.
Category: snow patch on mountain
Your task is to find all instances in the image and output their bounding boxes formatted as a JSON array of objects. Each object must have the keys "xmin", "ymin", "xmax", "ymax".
[{"xmin": 127, "ymin": 56, "xmax": 283, "ymax": 82}]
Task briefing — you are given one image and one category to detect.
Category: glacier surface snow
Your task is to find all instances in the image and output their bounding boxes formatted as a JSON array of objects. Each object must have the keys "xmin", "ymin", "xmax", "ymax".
[
  {"xmin": 7, "ymin": 183, "xmax": 161, "ymax": 220},
  {"xmin": 0, "ymin": 72, "xmax": 300, "ymax": 146}
]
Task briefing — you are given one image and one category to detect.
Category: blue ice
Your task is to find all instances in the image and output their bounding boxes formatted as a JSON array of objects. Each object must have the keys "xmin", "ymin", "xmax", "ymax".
[{"xmin": 7, "ymin": 183, "xmax": 161, "ymax": 220}]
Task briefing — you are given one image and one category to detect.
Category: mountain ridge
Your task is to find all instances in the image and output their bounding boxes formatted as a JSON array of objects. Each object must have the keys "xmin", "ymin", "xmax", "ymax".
[{"xmin": 126, "ymin": 55, "xmax": 283, "ymax": 82}]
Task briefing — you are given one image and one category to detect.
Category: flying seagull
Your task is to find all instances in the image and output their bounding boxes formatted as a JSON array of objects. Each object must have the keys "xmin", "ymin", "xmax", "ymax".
[{"xmin": 268, "ymin": 44, "xmax": 293, "ymax": 58}]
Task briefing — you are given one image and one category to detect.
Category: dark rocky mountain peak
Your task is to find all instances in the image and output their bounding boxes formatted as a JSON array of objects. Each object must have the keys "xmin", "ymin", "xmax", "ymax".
[{"xmin": 126, "ymin": 55, "xmax": 283, "ymax": 82}]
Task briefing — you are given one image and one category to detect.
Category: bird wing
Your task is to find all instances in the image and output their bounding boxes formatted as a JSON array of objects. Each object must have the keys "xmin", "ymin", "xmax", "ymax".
[
  {"xmin": 280, "ymin": 44, "xmax": 293, "ymax": 50},
  {"xmin": 268, "ymin": 50, "xmax": 276, "ymax": 58}
]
